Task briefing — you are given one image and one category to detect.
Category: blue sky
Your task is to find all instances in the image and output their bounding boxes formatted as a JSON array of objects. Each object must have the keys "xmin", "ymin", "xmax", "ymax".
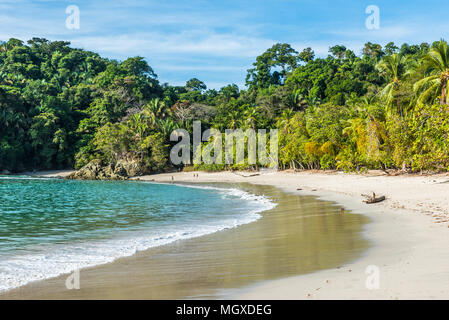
[{"xmin": 0, "ymin": 0, "xmax": 448, "ymax": 89}]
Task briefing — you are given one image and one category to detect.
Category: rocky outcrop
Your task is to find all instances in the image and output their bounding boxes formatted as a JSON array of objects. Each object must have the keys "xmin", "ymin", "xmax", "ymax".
[
  {"xmin": 67, "ymin": 159, "xmax": 145, "ymax": 181},
  {"xmin": 67, "ymin": 159, "xmax": 111, "ymax": 180},
  {"xmin": 114, "ymin": 159, "xmax": 145, "ymax": 177}
]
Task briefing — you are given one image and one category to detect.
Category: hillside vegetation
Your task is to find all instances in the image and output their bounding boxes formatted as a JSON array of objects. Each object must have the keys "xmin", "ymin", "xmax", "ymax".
[{"xmin": 1, "ymin": 38, "xmax": 448, "ymax": 173}]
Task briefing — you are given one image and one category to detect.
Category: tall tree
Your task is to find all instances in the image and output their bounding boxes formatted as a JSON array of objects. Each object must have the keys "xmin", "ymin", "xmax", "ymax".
[
  {"xmin": 299, "ymin": 47, "xmax": 315, "ymax": 63},
  {"xmin": 246, "ymin": 43, "xmax": 299, "ymax": 89},
  {"xmin": 329, "ymin": 45, "xmax": 347, "ymax": 60},
  {"xmin": 363, "ymin": 42, "xmax": 384, "ymax": 60},
  {"xmin": 414, "ymin": 40, "xmax": 449, "ymax": 105},
  {"xmin": 185, "ymin": 78, "xmax": 207, "ymax": 92},
  {"xmin": 376, "ymin": 53, "xmax": 408, "ymax": 115}
]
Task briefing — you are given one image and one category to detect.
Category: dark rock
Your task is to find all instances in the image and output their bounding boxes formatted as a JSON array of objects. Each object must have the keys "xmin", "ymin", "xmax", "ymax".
[
  {"xmin": 115, "ymin": 159, "xmax": 143, "ymax": 177},
  {"xmin": 67, "ymin": 160, "xmax": 112, "ymax": 180},
  {"xmin": 113, "ymin": 162, "xmax": 128, "ymax": 177},
  {"xmin": 66, "ymin": 159, "xmax": 145, "ymax": 181}
]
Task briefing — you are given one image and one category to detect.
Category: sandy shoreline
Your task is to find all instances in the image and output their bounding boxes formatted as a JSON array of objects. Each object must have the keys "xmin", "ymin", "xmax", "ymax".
[
  {"xmin": 1, "ymin": 182, "xmax": 369, "ymax": 299},
  {"xmin": 4, "ymin": 169, "xmax": 449, "ymax": 299},
  {"xmin": 135, "ymin": 170, "xmax": 449, "ymax": 299},
  {"xmin": 22, "ymin": 170, "xmax": 75, "ymax": 178}
]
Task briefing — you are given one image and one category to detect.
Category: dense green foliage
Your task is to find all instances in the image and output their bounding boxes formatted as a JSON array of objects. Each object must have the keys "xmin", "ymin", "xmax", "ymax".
[{"xmin": 1, "ymin": 37, "xmax": 449, "ymax": 173}]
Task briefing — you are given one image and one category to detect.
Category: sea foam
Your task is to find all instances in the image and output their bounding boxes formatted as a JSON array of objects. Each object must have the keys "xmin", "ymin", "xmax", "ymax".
[{"xmin": 0, "ymin": 183, "xmax": 276, "ymax": 292}]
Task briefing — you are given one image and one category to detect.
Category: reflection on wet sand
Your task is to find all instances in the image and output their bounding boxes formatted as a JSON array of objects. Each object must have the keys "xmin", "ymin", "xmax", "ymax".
[{"xmin": 1, "ymin": 184, "xmax": 369, "ymax": 299}]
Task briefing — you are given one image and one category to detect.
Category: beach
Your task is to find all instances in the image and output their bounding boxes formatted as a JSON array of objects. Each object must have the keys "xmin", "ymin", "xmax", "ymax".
[
  {"xmin": 3, "ymin": 170, "xmax": 449, "ymax": 299},
  {"xmin": 0, "ymin": 178, "xmax": 368, "ymax": 299},
  {"xmin": 138, "ymin": 170, "xmax": 449, "ymax": 299},
  {"xmin": 1, "ymin": 0, "xmax": 447, "ymax": 304}
]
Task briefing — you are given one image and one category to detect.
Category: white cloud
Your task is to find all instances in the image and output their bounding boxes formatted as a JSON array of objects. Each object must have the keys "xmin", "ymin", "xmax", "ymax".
[
  {"xmin": 1, "ymin": 1, "xmax": 446, "ymax": 89},
  {"xmin": 156, "ymin": 64, "xmax": 245, "ymax": 72},
  {"xmin": 69, "ymin": 31, "xmax": 276, "ymax": 59},
  {"xmin": 326, "ymin": 22, "xmax": 447, "ymax": 46},
  {"xmin": 328, "ymin": 25, "xmax": 412, "ymax": 40}
]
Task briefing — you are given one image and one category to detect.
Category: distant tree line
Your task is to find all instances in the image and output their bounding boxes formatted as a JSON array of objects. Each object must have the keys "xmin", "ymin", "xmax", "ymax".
[{"xmin": 1, "ymin": 37, "xmax": 448, "ymax": 173}]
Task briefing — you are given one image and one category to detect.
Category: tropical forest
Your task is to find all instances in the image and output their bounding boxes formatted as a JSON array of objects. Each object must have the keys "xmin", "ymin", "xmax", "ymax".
[{"xmin": 1, "ymin": 38, "xmax": 449, "ymax": 176}]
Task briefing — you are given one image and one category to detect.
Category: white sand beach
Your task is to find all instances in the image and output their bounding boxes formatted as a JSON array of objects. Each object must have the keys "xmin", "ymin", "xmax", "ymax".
[
  {"xmin": 136, "ymin": 170, "xmax": 449, "ymax": 299},
  {"xmin": 10, "ymin": 169, "xmax": 449, "ymax": 300},
  {"xmin": 25, "ymin": 170, "xmax": 75, "ymax": 178}
]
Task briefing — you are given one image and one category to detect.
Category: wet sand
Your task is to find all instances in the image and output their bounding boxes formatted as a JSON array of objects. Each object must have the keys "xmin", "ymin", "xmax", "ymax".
[
  {"xmin": 1, "ymin": 183, "xmax": 369, "ymax": 299},
  {"xmin": 140, "ymin": 171, "xmax": 449, "ymax": 299}
]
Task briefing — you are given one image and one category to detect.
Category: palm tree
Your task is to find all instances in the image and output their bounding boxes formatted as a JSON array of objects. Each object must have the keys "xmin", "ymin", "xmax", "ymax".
[
  {"xmin": 414, "ymin": 40, "xmax": 449, "ymax": 105},
  {"xmin": 376, "ymin": 53, "xmax": 408, "ymax": 115},
  {"xmin": 242, "ymin": 108, "xmax": 258, "ymax": 129},
  {"xmin": 0, "ymin": 106, "xmax": 25, "ymax": 131},
  {"xmin": 142, "ymin": 98, "xmax": 171, "ymax": 124},
  {"xmin": 305, "ymin": 96, "xmax": 321, "ymax": 107},
  {"xmin": 156, "ymin": 118, "xmax": 177, "ymax": 138},
  {"xmin": 227, "ymin": 110, "xmax": 241, "ymax": 129},
  {"xmin": 0, "ymin": 41, "xmax": 8, "ymax": 53},
  {"xmin": 128, "ymin": 113, "xmax": 148, "ymax": 142},
  {"xmin": 276, "ymin": 108, "xmax": 295, "ymax": 134},
  {"xmin": 289, "ymin": 90, "xmax": 307, "ymax": 110}
]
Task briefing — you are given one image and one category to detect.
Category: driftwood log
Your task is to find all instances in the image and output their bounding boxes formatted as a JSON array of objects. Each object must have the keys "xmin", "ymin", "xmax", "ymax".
[
  {"xmin": 362, "ymin": 192, "xmax": 386, "ymax": 204},
  {"xmin": 232, "ymin": 172, "xmax": 261, "ymax": 178}
]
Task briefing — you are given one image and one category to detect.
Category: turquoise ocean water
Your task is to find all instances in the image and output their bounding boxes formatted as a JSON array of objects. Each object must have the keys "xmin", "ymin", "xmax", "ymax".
[{"xmin": 0, "ymin": 176, "xmax": 275, "ymax": 291}]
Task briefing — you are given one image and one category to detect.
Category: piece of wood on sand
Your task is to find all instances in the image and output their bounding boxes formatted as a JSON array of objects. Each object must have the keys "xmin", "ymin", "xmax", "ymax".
[
  {"xmin": 232, "ymin": 172, "xmax": 260, "ymax": 178},
  {"xmin": 362, "ymin": 192, "xmax": 386, "ymax": 204}
]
